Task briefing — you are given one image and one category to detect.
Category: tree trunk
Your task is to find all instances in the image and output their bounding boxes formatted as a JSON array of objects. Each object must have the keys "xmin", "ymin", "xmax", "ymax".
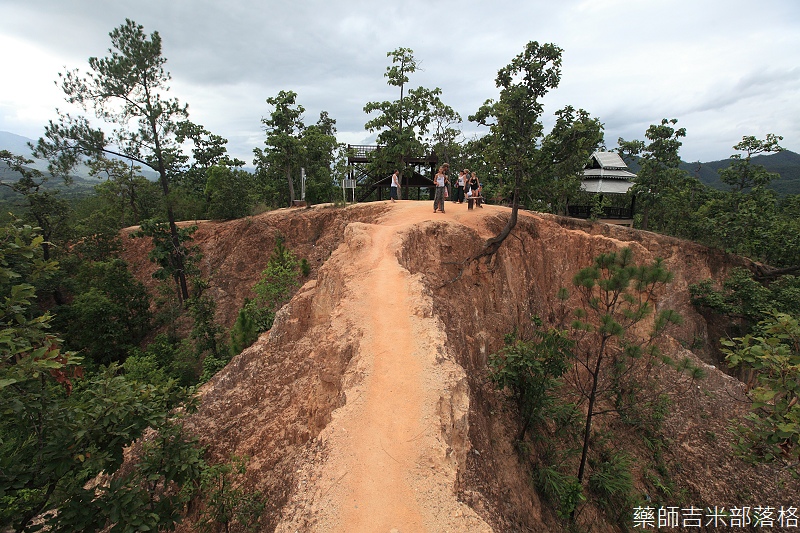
[
  {"xmin": 287, "ymin": 166, "xmax": 295, "ymax": 205},
  {"xmin": 475, "ymin": 175, "xmax": 520, "ymax": 262},
  {"xmin": 577, "ymin": 336, "xmax": 607, "ymax": 484}
]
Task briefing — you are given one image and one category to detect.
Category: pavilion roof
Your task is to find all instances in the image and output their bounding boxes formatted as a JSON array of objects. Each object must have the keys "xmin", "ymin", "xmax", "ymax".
[{"xmin": 581, "ymin": 151, "xmax": 637, "ymax": 194}]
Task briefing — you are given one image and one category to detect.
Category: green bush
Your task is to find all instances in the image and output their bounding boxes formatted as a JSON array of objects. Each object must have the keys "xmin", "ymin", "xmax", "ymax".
[
  {"xmin": 245, "ymin": 236, "xmax": 301, "ymax": 333},
  {"xmin": 589, "ymin": 451, "xmax": 637, "ymax": 526},
  {"xmin": 534, "ymin": 465, "xmax": 584, "ymax": 520}
]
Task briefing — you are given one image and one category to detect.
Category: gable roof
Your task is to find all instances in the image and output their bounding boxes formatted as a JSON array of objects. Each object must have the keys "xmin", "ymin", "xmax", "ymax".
[{"xmin": 581, "ymin": 151, "xmax": 637, "ymax": 194}]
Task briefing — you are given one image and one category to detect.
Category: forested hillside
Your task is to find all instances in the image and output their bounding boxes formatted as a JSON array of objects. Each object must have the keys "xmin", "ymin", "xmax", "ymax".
[
  {"xmin": 2, "ymin": 20, "xmax": 799, "ymax": 533},
  {"xmin": 682, "ymin": 149, "xmax": 800, "ymax": 194}
]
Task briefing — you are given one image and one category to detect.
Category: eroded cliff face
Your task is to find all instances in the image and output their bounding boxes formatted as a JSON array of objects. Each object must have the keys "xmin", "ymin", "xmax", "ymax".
[{"xmin": 122, "ymin": 203, "xmax": 797, "ymax": 532}]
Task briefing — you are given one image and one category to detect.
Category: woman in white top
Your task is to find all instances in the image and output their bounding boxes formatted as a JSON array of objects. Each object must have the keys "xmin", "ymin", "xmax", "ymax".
[
  {"xmin": 455, "ymin": 170, "xmax": 466, "ymax": 203},
  {"xmin": 433, "ymin": 165, "xmax": 448, "ymax": 213},
  {"xmin": 390, "ymin": 169, "xmax": 400, "ymax": 202}
]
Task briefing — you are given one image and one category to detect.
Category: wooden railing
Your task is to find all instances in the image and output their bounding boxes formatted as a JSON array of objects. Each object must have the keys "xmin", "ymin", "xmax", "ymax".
[
  {"xmin": 568, "ymin": 205, "xmax": 632, "ymax": 219},
  {"xmin": 347, "ymin": 144, "xmax": 380, "ymax": 159}
]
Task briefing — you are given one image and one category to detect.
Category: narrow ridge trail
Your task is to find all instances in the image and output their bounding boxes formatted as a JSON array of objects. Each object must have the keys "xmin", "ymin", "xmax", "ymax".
[{"xmin": 278, "ymin": 202, "xmax": 496, "ymax": 532}]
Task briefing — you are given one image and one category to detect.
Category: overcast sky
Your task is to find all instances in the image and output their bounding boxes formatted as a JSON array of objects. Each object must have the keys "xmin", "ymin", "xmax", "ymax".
[{"xmin": 1, "ymin": 0, "xmax": 798, "ymax": 164}]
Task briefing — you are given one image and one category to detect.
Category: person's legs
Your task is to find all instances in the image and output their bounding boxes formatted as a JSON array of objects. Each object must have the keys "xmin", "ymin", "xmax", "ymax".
[{"xmin": 433, "ymin": 187, "xmax": 443, "ymax": 212}]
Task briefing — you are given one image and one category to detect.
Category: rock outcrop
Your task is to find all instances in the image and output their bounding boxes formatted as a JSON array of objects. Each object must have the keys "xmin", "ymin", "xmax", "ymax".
[{"xmin": 122, "ymin": 202, "xmax": 798, "ymax": 532}]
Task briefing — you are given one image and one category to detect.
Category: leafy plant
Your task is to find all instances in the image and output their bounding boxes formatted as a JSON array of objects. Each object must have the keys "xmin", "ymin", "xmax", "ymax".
[
  {"xmin": 588, "ymin": 451, "xmax": 636, "ymax": 526},
  {"xmin": 131, "ymin": 219, "xmax": 200, "ymax": 305},
  {"xmin": 534, "ymin": 464, "xmax": 585, "ymax": 520},
  {"xmin": 197, "ymin": 455, "xmax": 266, "ymax": 533},
  {"xmin": 723, "ymin": 312, "xmax": 800, "ymax": 472},
  {"xmin": 243, "ymin": 236, "xmax": 301, "ymax": 333},
  {"xmin": 488, "ymin": 325, "xmax": 573, "ymax": 441},
  {"xmin": 229, "ymin": 306, "xmax": 259, "ymax": 357},
  {"xmin": 567, "ymin": 247, "xmax": 682, "ymax": 484}
]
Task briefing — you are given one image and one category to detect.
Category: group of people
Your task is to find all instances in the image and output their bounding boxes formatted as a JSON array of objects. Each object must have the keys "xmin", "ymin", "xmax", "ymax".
[
  {"xmin": 433, "ymin": 163, "xmax": 483, "ymax": 213},
  {"xmin": 389, "ymin": 164, "xmax": 484, "ymax": 212}
]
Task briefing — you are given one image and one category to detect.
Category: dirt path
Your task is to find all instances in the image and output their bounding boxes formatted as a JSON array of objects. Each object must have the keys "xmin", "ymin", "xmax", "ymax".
[{"xmin": 276, "ymin": 200, "xmax": 498, "ymax": 532}]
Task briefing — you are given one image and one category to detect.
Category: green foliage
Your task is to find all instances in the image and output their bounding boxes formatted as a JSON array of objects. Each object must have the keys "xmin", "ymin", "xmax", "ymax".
[
  {"xmin": 588, "ymin": 194, "xmax": 610, "ymax": 221},
  {"xmin": 0, "ymin": 151, "xmax": 73, "ymax": 262},
  {"xmin": 196, "ymin": 455, "xmax": 266, "ymax": 533},
  {"xmin": 718, "ymin": 134, "xmax": 783, "ymax": 192},
  {"xmin": 722, "ymin": 313, "xmax": 800, "ymax": 472},
  {"xmin": 187, "ymin": 279, "xmax": 230, "ymax": 383},
  {"xmin": 301, "ymin": 112, "xmax": 343, "ymax": 205},
  {"xmin": 123, "ymin": 353, "xmax": 172, "ymax": 388},
  {"xmin": 0, "ymin": 219, "xmax": 222, "ymax": 532},
  {"xmin": 205, "ymin": 165, "xmax": 255, "ymax": 220},
  {"xmin": 253, "ymin": 92, "xmax": 341, "ymax": 208},
  {"xmin": 300, "ymin": 258, "xmax": 311, "ymax": 277},
  {"xmin": 363, "ymin": 48, "xmax": 460, "ymax": 180},
  {"xmin": 534, "ymin": 464, "xmax": 585, "ymax": 520},
  {"xmin": 54, "ymin": 258, "xmax": 151, "ymax": 367},
  {"xmin": 488, "ymin": 326, "xmax": 573, "ymax": 441},
  {"xmin": 534, "ymin": 106, "xmax": 605, "ymax": 215},
  {"xmin": 83, "ymin": 158, "xmax": 158, "ymax": 230},
  {"xmin": 244, "ymin": 236, "xmax": 301, "ymax": 333},
  {"xmin": 690, "ymin": 268, "xmax": 800, "ymax": 333},
  {"xmin": 470, "ymin": 41, "xmax": 563, "ymax": 201},
  {"xmin": 568, "ymin": 247, "xmax": 682, "ymax": 484},
  {"xmin": 131, "ymin": 219, "xmax": 200, "ymax": 304},
  {"xmin": 588, "ymin": 451, "xmax": 637, "ymax": 526},
  {"xmin": 0, "ymin": 361, "xmax": 198, "ymax": 532},
  {"xmin": 620, "ymin": 119, "xmax": 688, "ymax": 231},
  {"xmin": 131, "ymin": 333, "xmax": 200, "ymax": 388},
  {"xmin": 34, "ymin": 20, "xmax": 239, "ymax": 303},
  {"xmin": 0, "ymin": 219, "xmax": 73, "ymax": 393},
  {"xmin": 229, "ymin": 305, "xmax": 259, "ymax": 357},
  {"xmin": 254, "ymin": 90, "xmax": 306, "ymax": 206}
]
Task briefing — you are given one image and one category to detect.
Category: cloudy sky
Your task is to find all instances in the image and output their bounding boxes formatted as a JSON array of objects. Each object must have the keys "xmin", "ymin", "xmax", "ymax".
[{"xmin": 1, "ymin": 0, "xmax": 798, "ymax": 164}]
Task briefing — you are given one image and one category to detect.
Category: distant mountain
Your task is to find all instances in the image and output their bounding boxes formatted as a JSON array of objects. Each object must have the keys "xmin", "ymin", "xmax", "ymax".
[
  {"xmin": 0, "ymin": 131, "xmax": 159, "ymax": 182},
  {"xmin": 680, "ymin": 150, "xmax": 800, "ymax": 195},
  {"xmin": 0, "ymin": 131, "xmax": 36, "ymax": 157}
]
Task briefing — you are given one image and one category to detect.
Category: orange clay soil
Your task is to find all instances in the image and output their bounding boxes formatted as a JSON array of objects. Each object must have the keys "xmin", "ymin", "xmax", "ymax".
[{"xmin": 275, "ymin": 200, "xmax": 498, "ymax": 532}]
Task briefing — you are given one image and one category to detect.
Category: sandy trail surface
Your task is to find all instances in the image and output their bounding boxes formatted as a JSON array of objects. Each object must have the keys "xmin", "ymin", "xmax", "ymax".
[{"xmin": 277, "ymin": 200, "xmax": 498, "ymax": 532}]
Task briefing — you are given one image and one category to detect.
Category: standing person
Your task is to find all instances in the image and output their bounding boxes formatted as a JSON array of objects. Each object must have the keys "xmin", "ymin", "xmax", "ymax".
[
  {"xmin": 390, "ymin": 169, "xmax": 400, "ymax": 203},
  {"xmin": 469, "ymin": 172, "xmax": 483, "ymax": 208},
  {"xmin": 455, "ymin": 170, "xmax": 466, "ymax": 203},
  {"xmin": 433, "ymin": 165, "xmax": 448, "ymax": 213}
]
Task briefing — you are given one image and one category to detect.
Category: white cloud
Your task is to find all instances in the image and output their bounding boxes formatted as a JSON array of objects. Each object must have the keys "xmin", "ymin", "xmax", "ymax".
[{"xmin": 1, "ymin": 0, "xmax": 798, "ymax": 162}]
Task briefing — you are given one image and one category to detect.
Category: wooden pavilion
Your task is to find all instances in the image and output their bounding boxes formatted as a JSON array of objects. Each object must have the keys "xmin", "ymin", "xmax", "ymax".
[
  {"xmin": 568, "ymin": 151, "xmax": 637, "ymax": 226},
  {"xmin": 347, "ymin": 145, "xmax": 439, "ymax": 202}
]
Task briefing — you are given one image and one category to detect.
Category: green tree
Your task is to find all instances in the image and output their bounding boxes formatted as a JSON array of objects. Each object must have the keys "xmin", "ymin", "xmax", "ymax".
[
  {"xmin": 0, "ymin": 150, "xmax": 72, "ymax": 264},
  {"xmin": 693, "ymin": 135, "xmax": 786, "ymax": 264},
  {"xmin": 244, "ymin": 236, "xmax": 301, "ymax": 332},
  {"xmin": 131, "ymin": 219, "xmax": 200, "ymax": 293},
  {"xmin": 174, "ymin": 121, "xmax": 245, "ymax": 199},
  {"xmin": 535, "ymin": 106, "xmax": 604, "ymax": 215},
  {"xmin": 488, "ymin": 325, "xmax": 574, "ymax": 442},
  {"xmin": 205, "ymin": 165, "xmax": 254, "ymax": 220},
  {"xmin": 196, "ymin": 455, "xmax": 266, "ymax": 533},
  {"xmin": 566, "ymin": 248, "xmax": 682, "ymax": 484},
  {"xmin": 189, "ymin": 279, "xmax": 229, "ymax": 383},
  {"xmin": 0, "ymin": 220, "xmax": 204, "ymax": 532},
  {"xmin": 254, "ymin": 90, "xmax": 306, "ymax": 206},
  {"xmin": 723, "ymin": 313, "xmax": 799, "ymax": 473},
  {"xmin": 619, "ymin": 118, "xmax": 688, "ymax": 231},
  {"xmin": 229, "ymin": 306, "xmax": 259, "ymax": 357},
  {"xmin": 55, "ymin": 258, "xmax": 152, "ymax": 367},
  {"xmin": 470, "ymin": 41, "xmax": 561, "ymax": 254},
  {"xmin": 33, "ymin": 19, "xmax": 222, "ymax": 304},
  {"xmin": 719, "ymin": 134, "xmax": 783, "ymax": 192},
  {"xmin": 86, "ymin": 157, "xmax": 152, "ymax": 229},
  {"xmin": 300, "ymin": 111, "xmax": 342, "ymax": 204},
  {"xmin": 364, "ymin": 48, "xmax": 460, "ymax": 184}
]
